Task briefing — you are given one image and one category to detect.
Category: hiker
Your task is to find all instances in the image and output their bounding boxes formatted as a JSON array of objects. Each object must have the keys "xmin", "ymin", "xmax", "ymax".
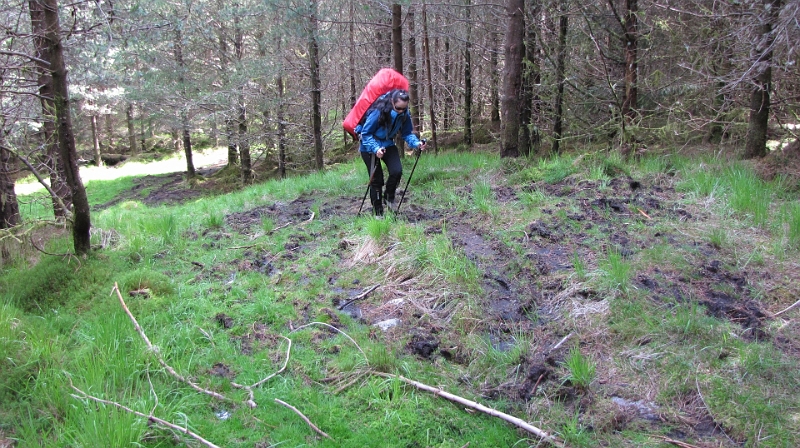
[{"xmin": 357, "ymin": 89, "xmax": 426, "ymax": 216}]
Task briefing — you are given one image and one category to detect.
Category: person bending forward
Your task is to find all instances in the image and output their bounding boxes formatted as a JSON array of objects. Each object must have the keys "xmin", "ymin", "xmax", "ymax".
[{"xmin": 358, "ymin": 89, "xmax": 426, "ymax": 216}]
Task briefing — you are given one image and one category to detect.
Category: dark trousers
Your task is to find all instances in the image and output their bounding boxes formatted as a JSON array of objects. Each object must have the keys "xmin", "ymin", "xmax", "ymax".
[{"xmin": 361, "ymin": 146, "xmax": 403, "ymax": 214}]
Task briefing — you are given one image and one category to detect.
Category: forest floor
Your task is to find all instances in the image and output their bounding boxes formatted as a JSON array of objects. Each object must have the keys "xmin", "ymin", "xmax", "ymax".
[
  {"xmin": 100, "ymin": 147, "xmax": 800, "ymax": 445},
  {"xmin": 4, "ymin": 145, "xmax": 800, "ymax": 447}
]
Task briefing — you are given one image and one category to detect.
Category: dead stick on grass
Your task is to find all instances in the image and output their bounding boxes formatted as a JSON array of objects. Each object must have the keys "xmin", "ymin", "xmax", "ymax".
[
  {"xmin": 337, "ymin": 284, "xmax": 380, "ymax": 310},
  {"xmin": 373, "ymin": 372, "xmax": 563, "ymax": 447},
  {"xmin": 548, "ymin": 332, "xmax": 573, "ymax": 354},
  {"xmin": 232, "ymin": 336, "xmax": 292, "ymax": 408},
  {"xmin": 112, "ymin": 283, "xmax": 233, "ymax": 404},
  {"xmin": 652, "ymin": 435, "xmax": 701, "ymax": 448},
  {"xmin": 274, "ymin": 398, "xmax": 332, "ymax": 440},
  {"xmin": 70, "ymin": 381, "xmax": 221, "ymax": 448},
  {"xmin": 637, "ymin": 208, "xmax": 652, "ymax": 220},
  {"xmin": 774, "ymin": 298, "xmax": 800, "ymax": 317}
]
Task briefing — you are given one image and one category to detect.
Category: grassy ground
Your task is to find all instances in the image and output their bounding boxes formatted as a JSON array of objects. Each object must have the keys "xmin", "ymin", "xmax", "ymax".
[{"xmin": 1, "ymin": 146, "xmax": 799, "ymax": 447}]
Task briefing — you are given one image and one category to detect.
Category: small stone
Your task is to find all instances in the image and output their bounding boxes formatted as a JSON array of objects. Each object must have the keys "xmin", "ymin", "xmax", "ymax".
[{"xmin": 374, "ymin": 318, "xmax": 401, "ymax": 331}]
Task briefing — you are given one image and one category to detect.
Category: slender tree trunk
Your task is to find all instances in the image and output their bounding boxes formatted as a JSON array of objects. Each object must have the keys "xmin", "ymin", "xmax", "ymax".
[
  {"xmin": 0, "ymin": 143, "xmax": 20, "ymax": 229},
  {"xmin": 443, "ymin": 36, "xmax": 452, "ymax": 130},
  {"xmin": 348, "ymin": 0, "xmax": 357, "ymax": 143},
  {"xmin": 422, "ymin": 2, "xmax": 438, "ymax": 153},
  {"xmin": 216, "ymin": 0, "xmax": 237, "ymax": 166},
  {"xmin": 744, "ymin": 0, "xmax": 781, "ymax": 159},
  {"xmin": 29, "ymin": 0, "xmax": 70, "ymax": 219},
  {"xmin": 490, "ymin": 31, "xmax": 500, "ymax": 123},
  {"xmin": 552, "ymin": 5, "xmax": 568, "ymax": 154},
  {"xmin": 234, "ymin": 7, "xmax": 251, "ymax": 183},
  {"xmin": 39, "ymin": 0, "xmax": 91, "ymax": 254},
  {"xmin": 519, "ymin": 1, "xmax": 540, "ymax": 156},
  {"xmin": 174, "ymin": 28, "xmax": 195, "ymax": 177},
  {"xmin": 464, "ymin": 0, "xmax": 473, "ymax": 146},
  {"xmin": 408, "ymin": 6, "xmax": 422, "ymax": 134},
  {"xmin": 277, "ymin": 74, "xmax": 286, "ymax": 179},
  {"xmin": 126, "ymin": 103, "xmax": 137, "ymax": 154},
  {"xmin": 91, "ymin": 115, "xmax": 102, "ymax": 166},
  {"xmin": 621, "ymin": 0, "xmax": 638, "ymax": 125},
  {"xmin": 309, "ymin": 0, "xmax": 324, "ymax": 171},
  {"xmin": 501, "ymin": 0, "xmax": 525, "ymax": 158},
  {"xmin": 226, "ymin": 119, "xmax": 238, "ymax": 165},
  {"xmin": 392, "ymin": 4, "xmax": 403, "ymax": 73}
]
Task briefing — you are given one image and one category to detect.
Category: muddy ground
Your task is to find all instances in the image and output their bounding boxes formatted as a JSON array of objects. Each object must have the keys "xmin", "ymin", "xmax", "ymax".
[{"xmin": 101, "ymin": 160, "xmax": 800, "ymax": 447}]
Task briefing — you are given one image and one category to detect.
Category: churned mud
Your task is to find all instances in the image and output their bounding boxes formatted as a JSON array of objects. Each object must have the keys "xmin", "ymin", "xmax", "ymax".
[{"xmin": 111, "ymin": 158, "xmax": 797, "ymax": 447}]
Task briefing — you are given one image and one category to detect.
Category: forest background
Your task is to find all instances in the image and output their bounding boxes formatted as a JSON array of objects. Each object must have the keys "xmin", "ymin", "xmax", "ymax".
[{"xmin": 1, "ymin": 0, "xmax": 800, "ymax": 447}]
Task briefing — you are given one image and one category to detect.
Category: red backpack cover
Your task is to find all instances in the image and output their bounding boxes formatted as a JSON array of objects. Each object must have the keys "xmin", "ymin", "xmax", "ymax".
[{"xmin": 343, "ymin": 68, "xmax": 409, "ymax": 137}]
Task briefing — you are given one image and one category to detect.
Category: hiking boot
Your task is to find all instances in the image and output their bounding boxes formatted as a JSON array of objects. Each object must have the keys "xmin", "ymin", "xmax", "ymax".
[{"xmin": 386, "ymin": 199, "xmax": 398, "ymax": 213}]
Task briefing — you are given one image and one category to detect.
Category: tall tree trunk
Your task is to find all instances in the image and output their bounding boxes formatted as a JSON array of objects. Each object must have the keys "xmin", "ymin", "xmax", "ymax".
[
  {"xmin": 443, "ymin": 37, "xmax": 452, "ymax": 130},
  {"xmin": 392, "ymin": 4, "xmax": 403, "ymax": 73},
  {"xmin": 126, "ymin": 102, "xmax": 137, "ymax": 154},
  {"xmin": 519, "ymin": 1, "xmax": 540, "ymax": 156},
  {"xmin": 422, "ymin": 2, "xmax": 438, "ymax": 153},
  {"xmin": 407, "ymin": 6, "xmax": 422, "ymax": 134},
  {"xmin": 38, "ymin": 0, "xmax": 91, "ymax": 254},
  {"xmin": 621, "ymin": 0, "xmax": 638, "ymax": 124},
  {"xmin": 348, "ymin": 0, "xmax": 357, "ymax": 143},
  {"xmin": 91, "ymin": 115, "xmax": 102, "ymax": 166},
  {"xmin": 552, "ymin": 4, "xmax": 568, "ymax": 154},
  {"xmin": 226, "ymin": 119, "xmax": 238, "ymax": 164},
  {"xmin": 464, "ymin": 0, "xmax": 473, "ymax": 146},
  {"xmin": 490, "ymin": 31, "xmax": 501, "ymax": 123},
  {"xmin": 216, "ymin": 0, "xmax": 237, "ymax": 166},
  {"xmin": 0, "ymin": 143, "xmax": 20, "ymax": 229},
  {"xmin": 744, "ymin": 0, "xmax": 781, "ymax": 159},
  {"xmin": 174, "ymin": 28, "xmax": 195, "ymax": 177},
  {"xmin": 234, "ymin": 6, "xmax": 251, "ymax": 183},
  {"xmin": 501, "ymin": 0, "xmax": 525, "ymax": 158},
  {"xmin": 277, "ymin": 74, "xmax": 286, "ymax": 179},
  {"xmin": 309, "ymin": 0, "xmax": 324, "ymax": 171},
  {"xmin": 29, "ymin": 0, "xmax": 70, "ymax": 219}
]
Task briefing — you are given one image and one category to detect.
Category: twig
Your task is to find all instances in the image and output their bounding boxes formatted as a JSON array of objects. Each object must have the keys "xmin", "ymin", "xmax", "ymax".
[
  {"xmin": 112, "ymin": 283, "xmax": 233, "ymax": 403},
  {"xmin": 695, "ymin": 376, "xmax": 736, "ymax": 445},
  {"xmin": 232, "ymin": 336, "xmax": 292, "ymax": 408},
  {"xmin": 548, "ymin": 332, "xmax": 573, "ymax": 354},
  {"xmin": 652, "ymin": 435, "xmax": 701, "ymax": 448},
  {"xmin": 274, "ymin": 398, "xmax": 332, "ymax": 440},
  {"xmin": 333, "ymin": 370, "xmax": 369, "ymax": 395},
  {"xmin": 289, "ymin": 322, "xmax": 367, "ymax": 361},
  {"xmin": 373, "ymin": 372, "xmax": 562, "ymax": 446},
  {"xmin": 637, "ymin": 208, "xmax": 652, "ymax": 220},
  {"xmin": 70, "ymin": 381, "xmax": 221, "ymax": 448},
  {"xmin": 774, "ymin": 298, "xmax": 800, "ymax": 317},
  {"xmin": 337, "ymin": 284, "xmax": 380, "ymax": 310}
]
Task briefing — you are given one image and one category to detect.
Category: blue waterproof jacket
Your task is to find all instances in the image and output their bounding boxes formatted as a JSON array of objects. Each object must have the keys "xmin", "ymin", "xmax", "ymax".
[{"xmin": 357, "ymin": 108, "xmax": 422, "ymax": 154}]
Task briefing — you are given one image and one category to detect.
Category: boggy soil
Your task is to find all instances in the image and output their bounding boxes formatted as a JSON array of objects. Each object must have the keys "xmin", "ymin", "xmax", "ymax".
[{"xmin": 118, "ymin": 163, "xmax": 799, "ymax": 446}]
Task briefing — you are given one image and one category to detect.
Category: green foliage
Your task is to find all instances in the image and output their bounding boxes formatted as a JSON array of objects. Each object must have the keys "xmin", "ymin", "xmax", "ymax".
[
  {"xmin": 561, "ymin": 346, "xmax": 596, "ymax": 390},
  {"xmin": 596, "ymin": 248, "xmax": 632, "ymax": 294},
  {"xmin": 118, "ymin": 268, "xmax": 175, "ymax": 296},
  {"xmin": 365, "ymin": 215, "xmax": 392, "ymax": 239}
]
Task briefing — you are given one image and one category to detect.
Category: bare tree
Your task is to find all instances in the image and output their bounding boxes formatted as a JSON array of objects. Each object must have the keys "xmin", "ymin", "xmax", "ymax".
[{"xmin": 501, "ymin": 0, "xmax": 525, "ymax": 158}]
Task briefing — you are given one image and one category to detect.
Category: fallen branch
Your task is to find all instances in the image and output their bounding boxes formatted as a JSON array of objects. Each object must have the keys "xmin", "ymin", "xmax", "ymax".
[
  {"xmin": 637, "ymin": 208, "xmax": 652, "ymax": 220},
  {"xmin": 232, "ymin": 336, "xmax": 292, "ymax": 408},
  {"xmin": 774, "ymin": 298, "xmax": 800, "ymax": 317},
  {"xmin": 274, "ymin": 398, "xmax": 332, "ymax": 440},
  {"xmin": 337, "ymin": 284, "xmax": 380, "ymax": 310},
  {"xmin": 70, "ymin": 381, "xmax": 221, "ymax": 448},
  {"xmin": 548, "ymin": 332, "xmax": 573, "ymax": 354},
  {"xmin": 112, "ymin": 283, "xmax": 233, "ymax": 404},
  {"xmin": 373, "ymin": 372, "xmax": 562, "ymax": 446},
  {"xmin": 652, "ymin": 435, "xmax": 701, "ymax": 448}
]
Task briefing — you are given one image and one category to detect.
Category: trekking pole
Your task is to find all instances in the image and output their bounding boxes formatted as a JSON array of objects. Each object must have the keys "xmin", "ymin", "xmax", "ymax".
[
  {"xmin": 358, "ymin": 153, "xmax": 378, "ymax": 216},
  {"xmin": 396, "ymin": 139, "xmax": 425, "ymax": 214}
]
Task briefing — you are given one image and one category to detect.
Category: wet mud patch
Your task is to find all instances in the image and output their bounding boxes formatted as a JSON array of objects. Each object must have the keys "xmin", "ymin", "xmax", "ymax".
[{"xmin": 226, "ymin": 193, "xmax": 356, "ymax": 235}]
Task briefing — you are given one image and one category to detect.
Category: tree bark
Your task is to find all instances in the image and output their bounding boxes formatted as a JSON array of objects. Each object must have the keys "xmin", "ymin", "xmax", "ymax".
[
  {"xmin": 501, "ymin": 0, "xmax": 525, "ymax": 158},
  {"xmin": 277, "ymin": 73, "xmax": 286, "ymax": 179},
  {"xmin": 422, "ymin": 3, "xmax": 439, "ymax": 153},
  {"xmin": 0, "ymin": 143, "xmax": 20, "ymax": 229},
  {"xmin": 407, "ymin": 6, "xmax": 422, "ymax": 134},
  {"xmin": 91, "ymin": 114, "xmax": 102, "ymax": 166},
  {"xmin": 38, "ymin": 0, "xmax": 91, "ymax": 254},
  {"xmin": 309, "ymin": 0, "xmax": 324, "ymax": 171},
  {"xmin": 29, "ymin": 0, "xmax": 71, "ymax": 219},
  {"xmin": 126, "ymin": 103, "xmax": 137, "ymax": 154},
  {"xmin": 392, "ymin": 4, "xmax": 403, "ymax": 73},
  {"xmin": 552, "ymin": 6, "xmax": 568, "ymax": 154},
  {"xmin": 744, "ymin": 0, "xmax": 782, "ymax": 159},
  {"xmin": 234, "ymin": 6, "xmax": 251, "ymax": 184},
  {"xmin": 464, "ymin": 0, "xmax": 473, "ymax": 146},
  {"xmin": 173, "ymin": 28, "xmax": 195, "ymax": 176},
  {"xmin": 490, "ymin": 31, "xmax": 501, "ymax": 124},
  {"xmin": 519, "ymin": 1, "xmax": 540, "ymax": 156},
  {"xmin": 621, "ymin": 0, "xmax": 638, "ymax": 124}
]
